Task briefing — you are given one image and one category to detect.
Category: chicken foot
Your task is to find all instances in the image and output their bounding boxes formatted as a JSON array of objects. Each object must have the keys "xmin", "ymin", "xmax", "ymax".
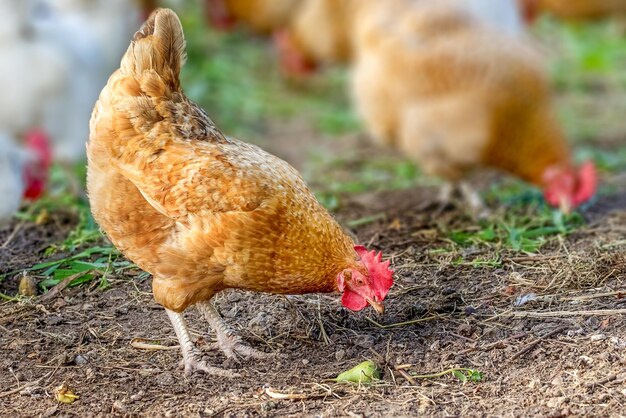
[
  {"xmin": 165, "ymin": 309, "xmax": 241, "ymax": 378},
  {"xmin": 196, "ymin": 301, "xmax": 273, "ymax": 361},
  {"xmin": 458, "ymin": 181, "xmax": 491, "ymax": 220},
  {"xmin": 429, "ymin": 181, "xmax": 490, "ymax": 219}
]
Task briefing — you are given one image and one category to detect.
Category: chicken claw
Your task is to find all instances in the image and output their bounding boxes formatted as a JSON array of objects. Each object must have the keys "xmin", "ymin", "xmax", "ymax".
[
  {"xmin": 177, "ymin": 350, "xmax": 241, "ymax": 378},
  {"xmin": 196, "ymin": 301, "xmax": 273, "ymax": 361},
  {"xmin": 166, "ymin": 309, "xmax": 241, "ymax": 378}
]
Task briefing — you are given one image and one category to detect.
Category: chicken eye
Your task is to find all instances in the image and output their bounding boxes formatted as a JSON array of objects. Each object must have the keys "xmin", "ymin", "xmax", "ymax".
[{"xmin": 355, "ymin": 277, "xmax": 364, "ymax": 286}]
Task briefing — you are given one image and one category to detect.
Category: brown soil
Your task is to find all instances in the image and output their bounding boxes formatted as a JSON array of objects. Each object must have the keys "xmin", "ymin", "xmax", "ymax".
[{"xmin": 0, "ymin": 127, "xmax": 625, "ymax": 417}]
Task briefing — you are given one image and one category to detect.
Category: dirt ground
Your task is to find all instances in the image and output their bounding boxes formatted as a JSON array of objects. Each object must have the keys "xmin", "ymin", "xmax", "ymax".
[{"xmin": 1, "ymin": 123, "xmax": 625, "ymax": 417}]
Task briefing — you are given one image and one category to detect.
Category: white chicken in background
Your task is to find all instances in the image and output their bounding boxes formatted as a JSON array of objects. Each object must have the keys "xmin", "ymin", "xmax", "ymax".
[
  {"xmin": 0, "ymin": 0, "xmax": 66, "ymax": 138},
  {"xmin": 28, "ymin": 0, "xmax": 141, "ymax": 164},
  {"xmin": 0, "ymin": 0, "xmax": 62, "ymax": 220}
]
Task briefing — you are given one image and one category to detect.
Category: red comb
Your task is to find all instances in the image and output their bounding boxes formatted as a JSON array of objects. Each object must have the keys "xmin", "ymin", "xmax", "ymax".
[
  {"xmin": 273, "ymin": 30, "xmax": 318, "ymax": 76},
  {"xmin": 205, "ymin": 0, "xmax": 236, "ymax": 30},
  {"xmin": 573, "ymin": 160, "xmax": 597, "ymax": 206},
  {"xmin": 354, "ymin": 246, "xmax": 394, "ymax": 299}
]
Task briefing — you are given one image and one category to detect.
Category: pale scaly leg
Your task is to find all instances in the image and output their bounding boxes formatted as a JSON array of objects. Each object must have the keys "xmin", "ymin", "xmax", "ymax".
[
  {"xmin": 459, "ymin": 181, "xmax": 490, "ymax": 220},
  {"xmin": 165, "ymin": 308, "xmax": 240, "ymax": 377},
  {"xmin": 196, "ymin": 301, "xmax": 272, "ymax": 360}
]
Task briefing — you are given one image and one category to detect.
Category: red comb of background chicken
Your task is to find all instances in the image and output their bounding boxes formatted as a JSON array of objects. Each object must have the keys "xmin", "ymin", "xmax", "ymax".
[
  {"xmin": 543, "ymin": 160, "xmax": 597, "ymax": 213},
  {"xmin": 354, "ymin": 246, "xmax": 394, "ymax": 300},
  {"xmin": 573, "ymin": 160, "xmax": 597, "ymax": 206},
  {"xmin": 205, "ymin": 0, "xmax": 237, "ymax": 30},
  {"xmin": 23, "ymin": 129, "xmax": 52, "ymax": 200},
  {"xmin": 518, "ymin": 0, "xmax": 540, "ymax": 23},
  {"xmin": 274, "ymin": 29, "xmax": 318, "ymax": 77}
]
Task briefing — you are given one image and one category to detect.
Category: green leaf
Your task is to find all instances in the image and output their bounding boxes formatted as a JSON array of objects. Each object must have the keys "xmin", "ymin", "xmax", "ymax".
[
  {"xmin": 335, "ymin": 360, "xmax": 381, "ymax": 384},
  {"xmin": 452, "ymin": 370, "xmax": 467, "ymax": 382}
]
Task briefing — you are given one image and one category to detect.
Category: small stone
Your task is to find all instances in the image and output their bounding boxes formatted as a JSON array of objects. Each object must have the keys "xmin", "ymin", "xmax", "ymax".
[
  {"xmin": 546, "ymin": 397, "xmax": 565, "ymax": 408},
  {"xmin": 301, "ymin": 359, "xmax": 309, "ymax": 366},
  {"xmin": 156, "ymin": 372, "xmax": 176, "ymax": 386},
  {"xmin": 464, "ymin": 306, "xmax": 477, "ymax": 316},
  {"xmin": 591, "ymin": 334, "xmax": 606, "ymax": 341},
  {"xmin": 335, "ymin": 349, "xmax": 346, "ymax": 362},
  {"xmin": 578, "ymin": 355, "xmax": 593, "ymax": 366},
  {"xmin": 44, "ymin": 316, "xmax": 64, "ymax": 326},
  {"xmin": 18, "ymin": 274, "xmax": 38, "ymax": 297},
  {"xmin": 130, "ymin": 391, "xmax": 144, "ymax": 402},
  {"xmin": 112, "ymin": 400, "xmax": 127, "ymax": 413},
  {"xmin": 74, "ymin": 355, "xmax": 88, "ymax": 365},
  {"xmin": 82, "ymin": 303, "xmax": 94, "ymax": 312}
]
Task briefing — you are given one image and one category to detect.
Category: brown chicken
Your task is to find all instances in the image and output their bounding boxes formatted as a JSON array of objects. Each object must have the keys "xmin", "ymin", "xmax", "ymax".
[
  {"xmin": 351, "ymin": 0, "xmax": 597, "ymax": 215},
  {"xmin": 204, "ymin": 0, "xmax": 301, "ymax": 33},
  {"xmin": 275, "ymin": 0, "xmax": 361, "ymax": 75},
  {"xmin": 277, "ymin": 0, "xmax": 531, "ymax": 75},
  {"xmin": 87, "ymin": 9, "xmax": 393, "ymax": 376}
]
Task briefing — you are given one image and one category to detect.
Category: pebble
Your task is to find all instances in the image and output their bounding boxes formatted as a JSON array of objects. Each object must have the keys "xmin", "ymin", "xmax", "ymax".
[
  {"xmin": 18, "ymin": 275, "xmax": 38, "ymax": 297},
  {"xmin": 301, "ymin": 359, "xmax": 309, "ymax": 366},
  {"xmin": 130, "ymin": 391, "xmax": 145, "ymax": 402},
  {"xmin": 74, "ymin": 355, "xmax": 88, "ymax": 365},
  {"xmin": 44, "ymin": 316, "xmax": 64, "ymax": 326},
  {"xmin": 112, "ymin": 400, "xmax": 127, "ymax": 413},
  {"xmin": 156, "ymin": 372, "xmax": 176, "ymax": 386},
  {"xmin": 335, "ymin": 349, "xmax": 346, "ymax": 361},
  {"xmin": 590, "ymin": 334, "xmax": 606, "ymax": 341}
]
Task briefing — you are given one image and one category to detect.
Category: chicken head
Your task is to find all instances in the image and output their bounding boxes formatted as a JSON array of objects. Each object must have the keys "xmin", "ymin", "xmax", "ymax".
[
  {"xmin": 542, "ymin": 161, "xmax": 597, "ymax": 214},
  {"xmin": 274, "ymin": 29, "xmax": 318, "ymax": 77},
  {"xmin": 337, "ymin": 246, "xmax": 394, "ymax": 314},
  {"xmin": 205, "ymin": 0, "xmax": 236, "ymax": 30}
]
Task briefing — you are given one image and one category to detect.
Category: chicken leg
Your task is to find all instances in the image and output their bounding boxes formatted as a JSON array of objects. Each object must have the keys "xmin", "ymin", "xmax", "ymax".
[
  {"xmin": 165, "ymin": 309, "xmax": 240, "ymax": 377},
  {"xmin": 427, "ymin": 181, "xmax": 490, "ymax": 219},
  {"xmin": 196, "ymin": 301, "xmax": 272, "ymax": 360},
  {"xmin": 458, "ymin": 181, "xmax": 491, "ymax": 220}
]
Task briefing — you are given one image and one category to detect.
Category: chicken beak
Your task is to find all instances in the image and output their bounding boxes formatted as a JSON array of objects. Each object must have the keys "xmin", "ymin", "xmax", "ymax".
[
  {"xmin": 559, "ymin": 195, "xmax": 572, "ymax": 215},
  {"xmin": 367, "ymin": 298, "xmax": 384, "ymax": 314}
]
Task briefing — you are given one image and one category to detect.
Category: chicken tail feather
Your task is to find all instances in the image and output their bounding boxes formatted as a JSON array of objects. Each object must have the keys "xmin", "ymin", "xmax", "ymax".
[{"xmin": 121, "ymin": 8, "xmax": 186, "ymax": 90}]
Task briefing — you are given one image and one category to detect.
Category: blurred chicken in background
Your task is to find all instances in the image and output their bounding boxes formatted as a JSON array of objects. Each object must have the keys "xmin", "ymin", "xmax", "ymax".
[
  {"xmin": 351, "ymin": 0, "xmax": 597, "ymax": 216},
  {"xmin": 0, "ymin": 0, "xmax": 145, "ymax": 223},
  {"xmin": 204, "ymin": 0, "xmax": 300, "ymax": 34},
  {"xmin": 0, "ymin": 0, "xmax": 63, "ymax": 221},
  {"xmin": 274, "ymin": 0, "xmax": 528, "ymax": 76},
  {"xmin": 30, "ymin": 0, "xmax": 142, "ymax": 164}
]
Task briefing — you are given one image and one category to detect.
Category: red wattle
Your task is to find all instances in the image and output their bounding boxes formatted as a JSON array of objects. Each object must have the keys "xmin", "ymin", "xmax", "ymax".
[{"xmin": 341, "ymin": 289, "xmax": 367, "ymax": 312}]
